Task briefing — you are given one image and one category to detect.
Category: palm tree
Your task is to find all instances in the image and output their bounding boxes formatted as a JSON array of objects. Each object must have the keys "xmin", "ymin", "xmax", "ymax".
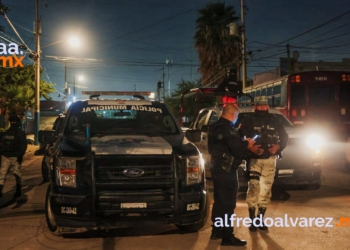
[{"xmin": 194, "ymin": 2, "xmax": 240, "ymax": 87}]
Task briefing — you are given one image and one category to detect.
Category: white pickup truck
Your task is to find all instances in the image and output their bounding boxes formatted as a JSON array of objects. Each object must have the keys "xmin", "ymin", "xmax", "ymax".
[{"xmin": 186, "ymin": 105, "xmax": 323, "ymax": 191}]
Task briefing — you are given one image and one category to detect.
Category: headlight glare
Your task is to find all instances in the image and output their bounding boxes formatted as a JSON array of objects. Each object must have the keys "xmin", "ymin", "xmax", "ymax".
[{"xmin": 306, "ymin": 134, "xmax": 323, "ymax": 149}]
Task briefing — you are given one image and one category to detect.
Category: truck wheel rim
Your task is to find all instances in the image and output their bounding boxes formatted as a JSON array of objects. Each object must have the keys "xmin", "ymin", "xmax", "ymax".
[{"xmin": 47, "ymin": 196, "xmax": 56, "ymax": 226}]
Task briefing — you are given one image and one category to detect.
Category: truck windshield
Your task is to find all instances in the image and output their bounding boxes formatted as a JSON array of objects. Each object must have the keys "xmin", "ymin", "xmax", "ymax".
[
  {"xmin": 65, "ymin": 103, "xmax": 180, "ymax": 136},
  {"xmin": 235, "ymin": 112, "xmax": 294, "ymax": 128}
]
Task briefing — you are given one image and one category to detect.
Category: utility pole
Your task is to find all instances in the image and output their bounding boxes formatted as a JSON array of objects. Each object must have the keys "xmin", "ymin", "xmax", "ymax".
[
  {"xmin": 228, "ymin": 0, "xmax": 247, "ymax": 88},
  {"xmin": 236, "ymin": 45, "xmax": 241, "ymax": 81},
  {"xmin": 286, "ymin": 43, "xmax": 292, "ymax": 74},
  {"xmin": 64, "ymin": 61, "xmax": 68, "ymax": 112},
  {"xmin": 162, "ymin": 67, "xmax": 165, "ymax": 102},
  {"xmin": 34, "ymin": 0, "xmax": 41, "ymax": 145},
  {"xmin": 241, "ymin": 0, "xmax": 247, "ymax": 89},
  {"xmin": 73, "ymin": 76, "xmax": 76, "ymax": 99},
  {"xmin": 166, "ymin": 57, "xmax": 172, "ymax": 97}
]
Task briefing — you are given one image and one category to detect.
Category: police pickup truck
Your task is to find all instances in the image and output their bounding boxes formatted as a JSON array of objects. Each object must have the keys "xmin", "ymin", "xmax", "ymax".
[
  {"xmin": 185, "ymin": 105, "xmax": 323, "ymax": 190},
  {"xmin": 39, "ymin": 97, "xmax": 209, "ymax": 235}
]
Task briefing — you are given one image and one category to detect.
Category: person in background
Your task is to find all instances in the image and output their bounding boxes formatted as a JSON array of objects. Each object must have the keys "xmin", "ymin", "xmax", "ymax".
[
  {"xmin": 238, "ymin": 96, "xmax": 288, "ymax": 231},
  {"xmin": 0, "ymin": 115, "xmax": 27, "ymax": 198}
]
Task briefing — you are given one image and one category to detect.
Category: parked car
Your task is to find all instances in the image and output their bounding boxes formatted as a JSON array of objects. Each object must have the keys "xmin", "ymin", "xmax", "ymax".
[
  {"xmin": 26, "ymin": 134, "xmax": 34, "ymax": 145},
  {"xmin": 186, "ymin": 105, "xmax": 323, "ymax": 191},
  {"xmin": 39, "ymin": 98, "xmax": 209, "ymax": 236}
]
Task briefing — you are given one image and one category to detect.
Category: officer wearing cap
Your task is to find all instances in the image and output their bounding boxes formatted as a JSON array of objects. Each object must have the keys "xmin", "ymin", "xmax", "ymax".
[
  {"xmin": 208, "ymin": 103, "xmax": 262, "ymax": 246},
  {"xmin": 0, "ymin": 115, "xmax": 27, "ymax": 198},
  {"xmin": 238, "ymin": 96, "xmax": 288, "ymax": 231}
]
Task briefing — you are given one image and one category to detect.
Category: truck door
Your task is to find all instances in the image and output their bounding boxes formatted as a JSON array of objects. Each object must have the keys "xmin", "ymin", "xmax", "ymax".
[{"xmin": 192, "ymin": 110, "xmax": 209, "ymax": 149}]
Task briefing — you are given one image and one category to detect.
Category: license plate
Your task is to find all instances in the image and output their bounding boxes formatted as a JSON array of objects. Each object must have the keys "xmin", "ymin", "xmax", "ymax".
[
  {"xmin": 278, "ymin": 169, "xmax": 294, "ymax": 174},
  {"xmin": 121, "ymin": 203, "xmax": 147, "ymax": 209}
]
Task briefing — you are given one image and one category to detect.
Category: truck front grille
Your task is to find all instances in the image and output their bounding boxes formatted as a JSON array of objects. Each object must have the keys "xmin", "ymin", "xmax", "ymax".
[{"xmin": 95, "ymin": 155, "xmax": 174, "ymax": 187}]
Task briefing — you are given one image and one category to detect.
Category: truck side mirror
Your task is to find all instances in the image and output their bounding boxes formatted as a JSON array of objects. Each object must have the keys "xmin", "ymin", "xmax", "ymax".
[
  {"xmin": 186, "ymin": 130, "xmax": 201, "ymax": 143},
  {"xmin": 38, "ymin": 130, "xmax": 56, "ymax": 145}
]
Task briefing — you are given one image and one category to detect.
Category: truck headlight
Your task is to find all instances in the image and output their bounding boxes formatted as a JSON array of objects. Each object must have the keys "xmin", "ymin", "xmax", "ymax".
[
  {"xmin": 306, "ymin": 134, "xmax": 323, "ymax": 148},
  {"xmin": 306, "ymin": 134, "xmax": 323, "ymax": 156},
  {"xmin": 185, "ymin": 155, "xmax": 203, "ymax": 185},
  {"xmin": 56, "ymin": 158, "xmax": 76, "ymax": 187}
]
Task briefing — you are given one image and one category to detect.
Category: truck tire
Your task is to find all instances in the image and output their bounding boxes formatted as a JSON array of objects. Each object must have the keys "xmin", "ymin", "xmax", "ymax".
[
  {"xmin": 45, "ymin": 185, "xmax": 62, "ymax": 236},
  {"xmin": 42, "ymin": 161, "xmax": 49, "ymax": 182},
  {"xmin": 175, "ymin": 188, "xmax": 210, "ymax": 232},
  {"xmin": 345, "ymin": 136, "xmax": 350, "ymax": 172}
]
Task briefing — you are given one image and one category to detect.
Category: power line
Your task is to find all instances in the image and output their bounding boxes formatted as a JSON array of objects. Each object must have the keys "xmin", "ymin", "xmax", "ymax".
[{"xmin": 276, "ymin": 9, "xmax": 350, "ymax": 45}]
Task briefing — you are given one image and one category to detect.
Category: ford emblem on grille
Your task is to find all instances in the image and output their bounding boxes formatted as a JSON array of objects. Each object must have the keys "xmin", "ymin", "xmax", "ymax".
[{"xmin": 123, "ymin": 168, "xmax": 145, "ymax": 178}]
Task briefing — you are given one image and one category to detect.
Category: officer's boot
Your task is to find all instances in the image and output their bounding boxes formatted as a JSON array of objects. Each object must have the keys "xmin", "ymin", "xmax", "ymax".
[
  {"xmin": 14, "ymin": 175, "xmax": 21, "ymax": 198},
  {"xmin": 248, "ymin": 207, "xmax": 257, "ymax": 232},
  {"xmin": 210, "ymin": 225, "xmax": 222, "ymax": 240},
  {"xmin": 0, "ymin": 185, "xmax": 3, "ymax": 198},
  {"xmin": 257, "ymin": 207, "xmax": 268, "ymax": 231},
  {"xmin": 221, "ymin": 228, "xmax": 247, "ymax": 247}
]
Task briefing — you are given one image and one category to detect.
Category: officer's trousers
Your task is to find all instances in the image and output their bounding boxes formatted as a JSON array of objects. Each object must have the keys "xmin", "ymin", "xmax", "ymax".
[
  {"xmin": 211, "ymin": 167, "xmax": 238, "ymax": 236},
  {"xmin": 0, "ymin": 156, "xmax": 22, "ymax": 186},
  {"xmin": 246, "ymin": 156, "xmax": 276, "ymax": 208}
]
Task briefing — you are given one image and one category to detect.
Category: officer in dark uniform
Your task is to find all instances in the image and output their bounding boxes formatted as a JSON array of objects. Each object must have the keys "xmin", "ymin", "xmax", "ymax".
[
  {"xmin": 238, "ymin": 96, "xmax": 288, "ymax": 231},
  {"xmin": 208, "ymin": 103, "xmax": 261, "ymax": 246},
  {"xmin": 0, "ymin": 115, "xmax": 27, "ymax": 198}
]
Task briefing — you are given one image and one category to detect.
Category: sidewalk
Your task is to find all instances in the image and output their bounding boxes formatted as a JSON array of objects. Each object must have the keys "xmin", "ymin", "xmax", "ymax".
[
  {"xmin": 0, "ymin": 144, "xmax": 46, "ymax": 216},
  {"xmin": 23, "ymin": 144, "xmax": 40, "ymax": 162}
]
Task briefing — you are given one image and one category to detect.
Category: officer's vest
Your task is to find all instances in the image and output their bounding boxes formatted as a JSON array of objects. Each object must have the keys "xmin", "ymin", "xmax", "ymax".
[
  {"xmin": 250, "ymin": 115, "xmax": 279, "ymax": 150},
  {"xmin": 208, "ymin": 121, "xmax": 239, "ymax": 156},
  {"xmin": 0, "ymin": 129, "xmax": 19, "ymax": 152}
]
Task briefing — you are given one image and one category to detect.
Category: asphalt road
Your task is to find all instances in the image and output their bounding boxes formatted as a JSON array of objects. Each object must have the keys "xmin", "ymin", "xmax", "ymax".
[{"xmin": 0, "ymin": 146, "xmax": 349, "ymax": 250}]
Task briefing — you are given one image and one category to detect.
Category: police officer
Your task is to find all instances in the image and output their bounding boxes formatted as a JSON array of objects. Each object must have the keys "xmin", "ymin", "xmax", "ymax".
[
  {"xmin": 238, "ymin": 96, "xmax": 288, "ymax": 231},
  {"xmin": 208, "ymin": 103, "xmax": 261, "ymax": 246},
  {"xmin": 0, "ymin": 115, "xmax": 27, "ymax": 198}
]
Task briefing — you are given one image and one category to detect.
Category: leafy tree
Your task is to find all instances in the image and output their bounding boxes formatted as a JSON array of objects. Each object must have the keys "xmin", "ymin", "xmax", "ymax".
[
  {"xmin": 194, "ymin": 2, "xmax": 240, "ymax": 87},
  {"xmin": 165, "ymin": 79, "xmax": 216, "ymax": 126},
  {"xmin": 0, "ymin": 0, "xmax": 11, "ymax": 32},
  {"xmin": 0, "ymin": 65, "xmax": 55, "ymax": 116}
]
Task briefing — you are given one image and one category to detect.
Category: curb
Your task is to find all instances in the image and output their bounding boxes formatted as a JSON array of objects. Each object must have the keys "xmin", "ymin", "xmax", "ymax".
[
  {"xmin": 22, "ymin": 145, "xmax": 40, "ymax": 162},
  {"xmin": 23, "ymin": 151, "xmax": 35, "ymax": 161}
]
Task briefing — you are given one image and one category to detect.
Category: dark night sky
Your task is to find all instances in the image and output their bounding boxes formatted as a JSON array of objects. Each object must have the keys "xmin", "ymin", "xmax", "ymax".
[{"xmin": 1, "ymin": 0, "xmax": 350, "ymax": 100}]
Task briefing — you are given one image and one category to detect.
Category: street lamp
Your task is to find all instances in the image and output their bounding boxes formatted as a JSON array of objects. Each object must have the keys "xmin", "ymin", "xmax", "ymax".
[
  {"xmin": 72, "ymin": 75, "xmax": 84, "ymax": 102},
  {"xmin": 68, "ymin": 37, "xmax": 80, "ymax": 47},
  {"xmin": 46, "ymin": 56, "xmax": 97, "ymax": 111}
]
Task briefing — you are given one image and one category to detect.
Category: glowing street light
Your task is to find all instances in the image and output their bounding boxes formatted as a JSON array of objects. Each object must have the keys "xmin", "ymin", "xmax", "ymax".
[{"xmin": 68, "ymin": 37, "xmax": 80, "ymax": 47}]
